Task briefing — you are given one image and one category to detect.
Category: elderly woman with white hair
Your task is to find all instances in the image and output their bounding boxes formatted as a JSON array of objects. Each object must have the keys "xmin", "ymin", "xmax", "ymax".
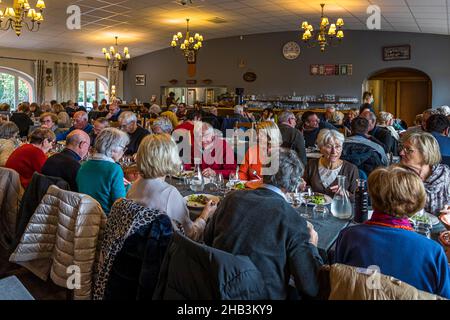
[
  {"xmin": 303, "ymin": 129, "xmax": 359, "ymax": 199},
  {"xmin": 378, "ymin": 111, "xmax": 400, "ymax": 141},
  {"xmin": 151, "ymin": 116, "xmax": 173, "ymax": 134},
  {"xmin": 76, "ymin": 127, "xmax": 130, "ymax": 214},
  {"xmin": 400, "ymin": 131, "xmax": 450, "ymax": 216},
  {"xmin": 127, "ymin": 134, "xmax": 217, "ymax": 241}
]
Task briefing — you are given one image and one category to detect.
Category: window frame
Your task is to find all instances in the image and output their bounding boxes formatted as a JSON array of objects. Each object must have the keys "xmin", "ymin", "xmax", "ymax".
[{"xmin": 0, "ymin": 67, "xmax": 35, "ymax": 108}]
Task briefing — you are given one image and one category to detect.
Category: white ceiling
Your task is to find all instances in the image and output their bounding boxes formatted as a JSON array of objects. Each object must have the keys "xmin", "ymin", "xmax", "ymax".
[{"xmin": 0, "ymin": 0, "xmax": 449, "ymax": 58}]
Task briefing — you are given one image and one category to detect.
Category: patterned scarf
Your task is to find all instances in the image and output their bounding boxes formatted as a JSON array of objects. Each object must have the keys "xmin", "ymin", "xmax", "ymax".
[
  {"xmin": 364, "ymin": 210, "xmax": 414, "ymax": 231},
  {"xmin": 92, "ymin": 199, "xmax": 184, "ymax": 300}
]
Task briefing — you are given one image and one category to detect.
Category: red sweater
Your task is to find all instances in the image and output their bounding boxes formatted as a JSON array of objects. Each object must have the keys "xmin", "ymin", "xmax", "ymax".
[
  {"xmin": 185, "ymin": 138, "xmax": 237, "ymax": 178},
  {"xmin": 5, "ymin": 144, "xmax": 47, "ymax": 188}
]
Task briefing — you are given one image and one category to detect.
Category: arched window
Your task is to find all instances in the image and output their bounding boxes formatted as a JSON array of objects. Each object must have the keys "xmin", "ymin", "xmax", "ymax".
[
  {"xmin": 78, "ymin": 72, "xmax": 108, "ymax": 109},
  {"xmin": 0, "ymin": 67, "xmax": 34, "ymax": 108}
]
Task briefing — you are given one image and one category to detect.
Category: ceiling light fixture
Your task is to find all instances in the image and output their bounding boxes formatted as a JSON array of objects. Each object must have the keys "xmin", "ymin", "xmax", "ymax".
[
  {"xmin": 170, "ymin": 18, "xmax": 204, "ymax": 64},
  {"xmin": 102, "ymin": 36, "xmax": 130, "ymax": 66},
  {"xmin": 0, "ymin": 0, "xmax": 46, "ymax": 36},
  {"xmin": 300, "ymin": 3, "xmax": 344, "ymax": 52}
]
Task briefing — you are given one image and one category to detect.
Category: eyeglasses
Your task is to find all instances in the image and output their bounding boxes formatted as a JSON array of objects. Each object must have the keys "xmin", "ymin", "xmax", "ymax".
[
  {"xmin": 323, "ymin": 144, "xmax": 342, "ymax": 151},
  {"xmin": 399, "ymin": 144, "xmax": 416, "ymax": 155}
]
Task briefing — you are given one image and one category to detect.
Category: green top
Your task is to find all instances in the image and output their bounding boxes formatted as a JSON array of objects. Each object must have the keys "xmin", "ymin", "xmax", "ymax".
[{"xmin": 76, "ymin": 159, "xmax": 128, "ymax": 214}]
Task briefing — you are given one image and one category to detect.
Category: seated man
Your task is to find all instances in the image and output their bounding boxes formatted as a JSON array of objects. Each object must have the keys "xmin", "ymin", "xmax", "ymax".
[
  {"xmin": 118, "ymin": 111, "xmax": 150, "ymax": 155},
  {"xmin": 360, "ymin": 110, "xmax": 393, "ymax": 154},
  {"xmin": 41, "ymin": 130, "xmax": 91, "ymax": 191},
  {"xmin": 342, "ymin": 117, "xmax": 388, "ymax": 176},
  {"xmin": 278, "ymin": 111, "xmax": 307, "ymax": 166},
  {"xmin": 56, "ymin": 111, "xmax": 93, "ymax": 141},
  {"xmin": 301, "ymin": 111, "xmax": 337, "ymax": 148},
  {"xmin": 426, "ymin": 114, "xmax": 450, "ymax": 157},
  {"xmin": 204, "ymin": 148, "xmax": 323, "ymax": 299},
  {"xmin": 105, "ymin": 100, "xmax": 123, "ymax": 122},
  {"xmin": 89, "ymin": 117, "xmax": 109, "ymax": 146},
  {"xmin": 185, "ymin": 122, "xmax": 236, "ymax": 179}
]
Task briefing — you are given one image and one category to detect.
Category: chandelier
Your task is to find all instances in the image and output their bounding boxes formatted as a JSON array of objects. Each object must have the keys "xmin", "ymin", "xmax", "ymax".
[
  {"xmin": 0, "ymin": 0, "xmax": 46, "ymax": 36},
  {"xmin": 102, "ymin": 36, "xmax": 130, "ymax": 66},
  {"xmin": 170, "ymin": 18, "xmax": 204, "ymax": 63},
  {"xmin": 300, "ymin": 3, "xmax": 344, "ymax": 52}
]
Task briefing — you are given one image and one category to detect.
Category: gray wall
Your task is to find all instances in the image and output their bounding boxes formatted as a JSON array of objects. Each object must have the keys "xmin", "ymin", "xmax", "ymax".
[{"xmin": 124, "ymin": 30, "xmax": 450, "ymax": 106}]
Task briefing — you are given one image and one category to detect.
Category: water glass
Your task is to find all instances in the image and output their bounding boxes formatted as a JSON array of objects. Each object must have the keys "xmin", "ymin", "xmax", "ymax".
[
  {"xmin": 216, "ymin": 173, "xmax": 225, "ymax": 193},
  {"xmin": 312, "ymin": 204, "xmax": 329, "ymax": 220},
  {"xmin": 414, "ymin": 221, "xmax": 432, "ymax": 239}
]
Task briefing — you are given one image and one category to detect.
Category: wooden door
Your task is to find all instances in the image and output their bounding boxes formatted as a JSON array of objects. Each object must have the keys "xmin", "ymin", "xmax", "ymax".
[
  {"xmin": 383, "ymin": 80, "xmax": 397, "ymax": 116},
  {"xmin": 398, "ymin": 81, "xmax": 430, "ymax": 127}
]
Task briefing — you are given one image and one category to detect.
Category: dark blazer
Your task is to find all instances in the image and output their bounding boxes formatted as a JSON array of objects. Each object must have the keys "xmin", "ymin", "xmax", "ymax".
[
  {"xmin": 303, "ymin": 122, "xmax": 337, "ymax": 148},
  {"xmin": 341, "ymin": 142, "xmax": 385, "ymax": 176},
  {"xmin": 204, "ymin": 188, "xmax": 323, "ymax": 299},
  {"xmin": 370, "ymin": 126, "xmax": 393, "ymax": 154},
  {"xmin": 41, "ymin": 148, "xmax": 81, "ymax": 192},
  {"xmin": 153, "ymin": 231, "xmax": 268, "ymax": 300},
  {"xmin": 10, "ymin": 112, "xmax": 33, "ymax": 137},
  {"xmin": 13, "ymin": 172, "xmax": 70, "ymax": 249},
  {"xmin": 279, "ymin": 123, "xmax": 307, "ymax": 166}
]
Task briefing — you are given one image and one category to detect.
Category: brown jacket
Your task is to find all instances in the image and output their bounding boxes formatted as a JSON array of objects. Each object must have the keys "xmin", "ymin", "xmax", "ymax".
[
  {"xmin": 9, "ymin": 185, "xmax": 106, "ymax": 300},
  {"xmin": 322, "ymin": 264, "xmax": 446, "ymax": 300},
  {"xmin": 0, "ymin": 167, "xmax": 23, "ymax": 251}
]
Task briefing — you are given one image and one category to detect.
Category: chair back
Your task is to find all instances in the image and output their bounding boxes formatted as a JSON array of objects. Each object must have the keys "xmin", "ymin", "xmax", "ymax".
[{"xmin": 0, "ymin": 167, "xmax": 23, "ymax": 251}]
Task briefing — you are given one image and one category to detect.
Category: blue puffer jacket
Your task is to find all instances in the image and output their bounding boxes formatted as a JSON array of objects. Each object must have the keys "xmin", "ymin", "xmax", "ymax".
[
  {"xmin": 341, "ymin": 142, "xmax": 385, "ymax": 176},
  {"xmin": 153, "ymin": 232, "xmax": 269, "ymax": 300}
]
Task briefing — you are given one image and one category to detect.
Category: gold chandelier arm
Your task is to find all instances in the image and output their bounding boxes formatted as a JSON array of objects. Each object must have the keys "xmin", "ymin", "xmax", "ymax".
[{"xmin": 0, "ymin": 19, "xmax": 14, "ymax": 31}]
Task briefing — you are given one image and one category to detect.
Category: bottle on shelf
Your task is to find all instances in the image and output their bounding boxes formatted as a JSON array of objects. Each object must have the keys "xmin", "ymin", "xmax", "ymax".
[
  {"xmin": 354, "ymin": 179, "xmax": 369, "ymax": 223},
  {"xmin": 331, "ymin": 175, "xmax": 353, "ymax": 219}
]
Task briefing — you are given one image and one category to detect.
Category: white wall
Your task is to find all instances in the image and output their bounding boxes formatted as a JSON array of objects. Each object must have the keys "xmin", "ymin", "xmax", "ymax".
[{"xmin": 0, "ymin": 47, "xmax": 124, "ymax": 102}]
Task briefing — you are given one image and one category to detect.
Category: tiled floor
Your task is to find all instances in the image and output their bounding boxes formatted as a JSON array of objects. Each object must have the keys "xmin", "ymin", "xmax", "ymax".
[{"xmin": 0, "ymin": 245, "xmax": 66, "ymax": 300}]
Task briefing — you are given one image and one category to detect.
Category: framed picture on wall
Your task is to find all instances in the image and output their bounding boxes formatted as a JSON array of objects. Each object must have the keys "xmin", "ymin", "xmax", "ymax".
[
  {"xmin": 383, "ymin": 45, "xmax": 411, "ymax": 61},
  {"xmin": 135, "ymin": 74, "xmax": 146, "ymax": 86}
]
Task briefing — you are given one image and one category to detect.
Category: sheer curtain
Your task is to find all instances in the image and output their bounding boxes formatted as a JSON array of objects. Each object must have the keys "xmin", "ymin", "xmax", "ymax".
[
  {"xmin": 54, "ymin": 62, "xmax": 79, "ymax": 103},
  {"xmin": 34, "ymin": 60, "xmax": 45, "ymax": 104}
]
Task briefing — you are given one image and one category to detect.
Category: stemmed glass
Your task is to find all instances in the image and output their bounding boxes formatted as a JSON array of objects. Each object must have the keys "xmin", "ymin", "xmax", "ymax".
[{"xmin": 215, "ymin": 173, "xmax": 225, "ymax": 194}]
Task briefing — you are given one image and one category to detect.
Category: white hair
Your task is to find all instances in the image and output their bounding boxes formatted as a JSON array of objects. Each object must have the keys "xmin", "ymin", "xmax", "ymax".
[
  {"xmin": 378, "ymin": 111, "xmax": 393, "ymax": 125},
  {"xmin": 316, "ymin": 129, "xmax": 345, "ymax": 148},
  {"xmin": 94, "ymin": 127, "xmax": 130, "ymax": 158},
  {"xmin": 437, "ymin": 105, "xmax": 450, "ymax": 116},
  {"xmin": 234, "ymin": 105, "xmax": 243, "ymax": 114},
  {"xmin": 118, "ymin": 111, "xmax": 137, "ymax": 124}
]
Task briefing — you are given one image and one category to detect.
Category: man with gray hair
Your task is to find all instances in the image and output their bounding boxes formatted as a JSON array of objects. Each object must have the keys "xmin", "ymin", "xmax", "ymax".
[
  {"xmin": 204, "ymin": 148, "xmax": 323, "ymax": 299},
  {"xmin": 42, "ymin": 129, "xmax": 91, "ymax": 191},
  {"xmin": 278, "ymin": 111, "xmax": 307, "ymax": 165},
  {"xmin": 118, "ymin": 111, "xmax": 150, "ymax": 155},
  {"xmin": 360, "ymin": 110, "xmax": 393, "ymax": 154},
  {"xmin": 56, "ymin": 111, "xmax": 93, "ymax": 141}
]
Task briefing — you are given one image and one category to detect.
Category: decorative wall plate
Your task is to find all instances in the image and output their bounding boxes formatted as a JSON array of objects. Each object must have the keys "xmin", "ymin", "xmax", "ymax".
[{"xmin": 243, "ymin": 72, "xmax": 257, "ymax": 82}]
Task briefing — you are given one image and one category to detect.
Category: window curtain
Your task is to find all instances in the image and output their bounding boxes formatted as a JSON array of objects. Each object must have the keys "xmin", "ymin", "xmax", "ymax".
[
  {"xmin": 34, "ymin": 60, "xmax": 45, "ymax": 104},
  {"xmin": 54, "ymin": 62, "xmax": 79, "ymax": 103}
]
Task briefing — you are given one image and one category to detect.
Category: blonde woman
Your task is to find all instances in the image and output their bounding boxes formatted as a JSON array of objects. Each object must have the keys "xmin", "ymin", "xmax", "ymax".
[
  {"xmin": 335, "ymin": 166, "xmax": 450, "ymax": 298},
  {"xmin": 238, "ymin": 121, "xmax": 282, "ymax": 181},
  {"xmin": 53, "ymin": 103, "xmax": 71, "ymax": 128},
  {"xmin": 378, "ymin": 111, "xmax": 400, "ymax": 141},
  {"xmin": 126, "ymin": 134, "xmax": 217, "ymax": 241},
  {"xmin": 400, "ymin": 131, "xmax": 450, "ymax": 216}
]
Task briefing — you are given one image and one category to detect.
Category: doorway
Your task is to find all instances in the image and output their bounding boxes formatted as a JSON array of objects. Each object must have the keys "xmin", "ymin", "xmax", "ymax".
[{"xmin": 365, "ymin": 68, "xmax": 432, "ymax": 127}]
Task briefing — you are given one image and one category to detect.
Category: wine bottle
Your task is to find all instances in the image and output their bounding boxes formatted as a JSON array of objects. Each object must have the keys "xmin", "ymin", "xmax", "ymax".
[{"xmin": 354, "ymin": 179, "xmax": 369, "ymax": 223}]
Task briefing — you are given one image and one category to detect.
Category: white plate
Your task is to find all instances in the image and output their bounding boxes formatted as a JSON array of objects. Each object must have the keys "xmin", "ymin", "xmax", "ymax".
[
  {"xmin": 184, "ymin": 194, "xmax": 220, "ymax": 208},
  {"xmin": 172, "ymin": 170, "xmax": 194, "ymax": 179},
  {"xmin": 410, "ymin": 211, "xmax": 440, "ymax": 226},
  {"xmin": 301, "ymin": 192, "xmax": 332, "ymax": 206}
]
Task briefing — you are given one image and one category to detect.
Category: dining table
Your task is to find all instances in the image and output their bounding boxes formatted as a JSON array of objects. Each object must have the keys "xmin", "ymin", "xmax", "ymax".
[{"xmin": 167, "ymin": 177, "xmax": 352, "ymax": 263}]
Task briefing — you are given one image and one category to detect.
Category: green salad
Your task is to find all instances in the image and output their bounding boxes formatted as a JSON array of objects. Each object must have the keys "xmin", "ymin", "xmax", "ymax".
[
  {"xmin": 188, "ymin": 194, "xmax": 209, "ymax": 205},
  {"xmin": 304, "ymin": 194, "xmax": 326, "ymax": 205},
  {"xmin": 234, "ymin": 182, "xmax": 246, "ymax": 190}
]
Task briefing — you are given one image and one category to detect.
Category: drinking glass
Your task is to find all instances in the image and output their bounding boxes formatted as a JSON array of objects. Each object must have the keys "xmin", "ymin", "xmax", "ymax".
[
  {"xmin": 312, "ymin": 204, "xmax": 329, "ymax": 220},
  {"xmin": 216, "ymin": 173, "xmax": 225, "ymax": 194}
]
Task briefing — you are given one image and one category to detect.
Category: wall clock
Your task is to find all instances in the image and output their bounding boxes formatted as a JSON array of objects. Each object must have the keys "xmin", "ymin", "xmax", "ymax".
[{"xmin": 282, "ymin": 41, "xmax": 301, "ymax": 60}]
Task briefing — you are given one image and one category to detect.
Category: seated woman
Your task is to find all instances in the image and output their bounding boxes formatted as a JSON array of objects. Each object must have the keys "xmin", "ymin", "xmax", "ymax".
[
  {"xmin": 303, "ymin": 129, "xmax": 358, "ymax": 200},
  {"xmin": 39, "ymin": 112, "xmax": 59, "ymax": 133},
  {"xmin": 76, "ymin": 128, "xmax": 129, "ymax": 214},
  {"xmin": 399, "ymin": 131, "xmax": 450, "ymax": 216},
  {"xmin": 239, "ymin": 121, "xmax": 281, "ymax": 181},
  {"xmin": 185, "ymin": 122, "xmax": 236, "ymax": 179},
  {"xmin": 5, "ymin": 127, "xmax": 55, "ymax": 188},
  {"xmin": 335, "ymin": 166, "xmax": 450, "ymax": 298},
  {"xmin": 0, "ymin": 122, "xmax": 20, "ymax": 166},
  {"xmin": 127, "ymin": 134, "xmax": 217, "ymax": 241}
]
